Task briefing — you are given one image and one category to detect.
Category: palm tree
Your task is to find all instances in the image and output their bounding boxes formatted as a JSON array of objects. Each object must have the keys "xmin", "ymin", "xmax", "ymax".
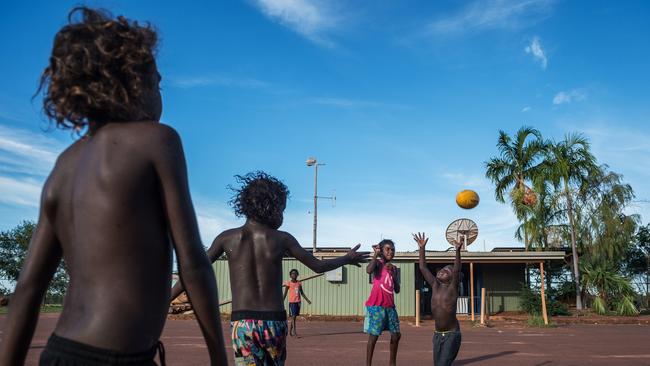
[
  {"xmin": 485, "ymin": 127, "xmax": 546, "ymax": 247},
  {"xmin": 514, "ymin": 175, "xmax": 566, "ymax": 290},
  {"xmin": 582, "ymin": 260, "xmax": 638, "ymax": 315},
  {"xmin": 515, "ymin": 175, "xmax": 564, "ymax": 251},
  {"xmin": 485, "ymin": 127, "xmax": 546, "ymax": 286},
  {"xmin": 546, "ymin": 133, "xmax": 599, "ymax": 310}
]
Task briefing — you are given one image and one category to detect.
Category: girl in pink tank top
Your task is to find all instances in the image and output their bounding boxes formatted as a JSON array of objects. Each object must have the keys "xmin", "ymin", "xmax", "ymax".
[{"xmin": 365, "ymin": 239, "xmax": 401, "ymax": 366}]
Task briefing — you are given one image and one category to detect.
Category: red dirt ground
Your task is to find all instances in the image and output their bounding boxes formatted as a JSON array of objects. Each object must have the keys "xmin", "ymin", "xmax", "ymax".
[{"xmin": 1, "ymin": 314, "xmax": 649, "ymax": 365}]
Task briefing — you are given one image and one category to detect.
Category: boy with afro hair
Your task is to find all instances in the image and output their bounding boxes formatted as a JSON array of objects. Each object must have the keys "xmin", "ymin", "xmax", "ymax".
[{"xmin": 171, "ymin": 171, "xmax": 367, "ymax": 365}]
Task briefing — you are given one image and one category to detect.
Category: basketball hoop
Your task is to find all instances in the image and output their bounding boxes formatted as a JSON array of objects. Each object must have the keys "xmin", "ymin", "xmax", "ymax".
[{"xmin": 445, "ymin": 218, "xmax": 479, "ymax": 250}]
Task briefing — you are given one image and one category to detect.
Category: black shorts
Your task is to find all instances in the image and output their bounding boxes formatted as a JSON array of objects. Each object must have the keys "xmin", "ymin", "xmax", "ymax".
[
  {"xmin": 289, "ymin": 302, "xmax": 301, "ymax": 317},
  {"xmin": 40, "ymin": 333, "xmax": 164, "ymax": 366},
  {"xmin": 433, "ymin": 329, "xmax": 461, "ymax": 366}
]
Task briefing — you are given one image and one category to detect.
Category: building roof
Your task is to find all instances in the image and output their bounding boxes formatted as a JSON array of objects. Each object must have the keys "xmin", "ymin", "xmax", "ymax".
[{"xmin": 299, "ymin": 247, "xmax": 566, "ymax": 264}]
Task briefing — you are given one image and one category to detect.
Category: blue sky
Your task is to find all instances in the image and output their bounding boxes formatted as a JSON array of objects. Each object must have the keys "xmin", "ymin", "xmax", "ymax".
[{"xmin": 1, "ymin": 0, "xmax": 649, "ymax": 252}]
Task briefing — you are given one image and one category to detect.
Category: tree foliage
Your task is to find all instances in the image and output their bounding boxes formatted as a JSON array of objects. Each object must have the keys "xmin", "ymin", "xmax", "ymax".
[
  {"xmin": 485, "ymin": 126, "xmax": 546, "ymax": 223},
  {"xmin": 0, "ymin": 221, "xmax": 68, "ymax": 303},
  {"xmin": 487, "ymin": 127, "xmax": 643, "ymax": 315}
]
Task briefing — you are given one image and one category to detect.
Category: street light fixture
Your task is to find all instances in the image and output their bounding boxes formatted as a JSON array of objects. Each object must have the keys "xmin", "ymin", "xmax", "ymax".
[{"xmin": 306, "ymin": 157, "xmax": 335, "ymax": 252}]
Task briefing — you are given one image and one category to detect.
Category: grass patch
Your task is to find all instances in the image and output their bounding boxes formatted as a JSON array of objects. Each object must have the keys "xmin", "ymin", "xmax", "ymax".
[
  {"xmin": 526, "ymin": 315, "xmax": 556, "ymax": 328},
  {"xmin": 470, "ymin": 320, "xmax": 494, "ymax": 328},
  {"xmin": 0, "ymin": 304, "xmax": 62, "ymax": 315},
  {"xmin": 41, "ymin": 304, "xmax": 63, "ymax": 313}
]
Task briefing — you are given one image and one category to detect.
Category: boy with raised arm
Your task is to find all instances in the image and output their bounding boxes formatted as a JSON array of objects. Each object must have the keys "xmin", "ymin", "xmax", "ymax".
[
  {"xmin": 0, "ymin": 8, "xmax": 227, "ymax": 366},
  {"xmin": 170, "ymin": 171, "xmax": 367, "ymax": 365},
  {"xmin": 413, "ymin": 232, "xmax": 462, "ymax": 366}
]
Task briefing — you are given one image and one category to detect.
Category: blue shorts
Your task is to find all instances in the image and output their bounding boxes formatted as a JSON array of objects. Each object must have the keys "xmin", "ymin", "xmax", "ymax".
[
  {"xmin": 363, "ymin": 306, "xmax": 400, "ymax": 336},
  {"xmin": 288, "ymin": 302, "xmax": 301, "ymax": 317}
]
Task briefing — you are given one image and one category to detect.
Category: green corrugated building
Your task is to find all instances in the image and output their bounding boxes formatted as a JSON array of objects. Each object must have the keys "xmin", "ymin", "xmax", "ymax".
[{"xmin": 212, "ymin": 248, "xmax": 566, "ymax": 317}]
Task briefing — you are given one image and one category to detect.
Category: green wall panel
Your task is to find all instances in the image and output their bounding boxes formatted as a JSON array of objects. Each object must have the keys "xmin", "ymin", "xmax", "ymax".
[{"xmin": 213, "ymin": 259, "xmax": 416, "ymax": 316}]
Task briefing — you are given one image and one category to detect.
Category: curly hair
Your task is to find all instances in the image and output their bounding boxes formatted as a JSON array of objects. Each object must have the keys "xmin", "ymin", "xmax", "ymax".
[
  {"xmin": 36, "ymin": 7, "xmax": 159, "ymax": 131},
  {"xmin": 229, "ymin": 171, "xmax": 290, "ymax": 229}
]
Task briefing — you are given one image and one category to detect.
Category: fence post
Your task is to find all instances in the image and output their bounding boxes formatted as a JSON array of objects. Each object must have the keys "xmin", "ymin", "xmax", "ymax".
[
  {"xmin": 470, "ymin": 262, "xmax": 475, "ymax": 321},
  {"xmin": 415, "ymin": 289, "xmax": 420, "ymax": 327},
  {"xmin": 480, "ymin": 287, "xmax": 486, "ymax": 325}
]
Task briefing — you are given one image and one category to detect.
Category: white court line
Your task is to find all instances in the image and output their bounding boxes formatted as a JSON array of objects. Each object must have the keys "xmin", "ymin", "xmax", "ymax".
[{"xmin": 591, "ymin": 355, "xmax": 650, "ymax": 359}]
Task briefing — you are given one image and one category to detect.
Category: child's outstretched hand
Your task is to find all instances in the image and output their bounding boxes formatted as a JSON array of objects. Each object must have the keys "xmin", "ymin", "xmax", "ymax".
[
  {"xmin": 372, "ymin": 244, "xmax": 381, "ymax": 257},
  {"xmin": 345, "ymin": 244, "xmax": 369, "ymax": 267},
  {"xmin": 412, "ymin": 232, "xmax": 428, "ymax": 248}
]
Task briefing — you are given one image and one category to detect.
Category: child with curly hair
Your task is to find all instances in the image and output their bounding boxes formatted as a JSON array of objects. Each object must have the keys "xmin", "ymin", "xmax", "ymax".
[
  {"xmin": 170, "ymin": 171, "xmax": 367, "ymax": 366},
  {"xmin": 0, "ymin": 7, "xmax": 227, "ymax": 366}
]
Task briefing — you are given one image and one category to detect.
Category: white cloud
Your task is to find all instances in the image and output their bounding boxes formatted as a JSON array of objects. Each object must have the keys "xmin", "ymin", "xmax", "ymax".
[
  {"xmin": 0, "ymin": 124, "xmax": 65, "ymax": 208},
  {"xmin": 0, "ymin": 176, "xmax": 42, "ymax": 207},
  {"xmin": 441, "ymin": 172, "xmax": 491, "ymax": 191},
  {"xmin": 0, "ymin": 126, "xmax": 63, "ymax": 175},
  {"xmin": 522, "ymin": 106, "xmax": 531, "ymax": 112},
  {"xmin": 309, "ymin": 97, "xmax": 411, "ymax": 110},
  {"xmin": 553, "ymin": 89, "xmax": 587, "ymax": 105},
  {"xmin": 525, "ymin": 37, "xmax": 547, "ymax": 69},
  {"xmin": 426, "ymin": 0, "xmax": 555, "ymax": 35},
  {"xmin": 168, "ymin": 75, "xmax": 270, "ymax": 89},
  {"xmin": 193, "ymin": 198, "xmax": 242, "ymax": 246},
  {"xmin": 250, "ymin": 0, "xmax": 340, "ymax": 46},
  {"xmin": 561, "ymin": 122, "xmax": 650, "ymax": 222}
]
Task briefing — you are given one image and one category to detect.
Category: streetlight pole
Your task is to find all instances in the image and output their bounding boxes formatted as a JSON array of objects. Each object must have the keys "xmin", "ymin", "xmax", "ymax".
[
  {"xmin": 306, "ymin": 157, "xmax": 334, "ymax": 253},
  {"xmin": 312, "ymin": 161, "xmax": 319, "ymax": 253}
]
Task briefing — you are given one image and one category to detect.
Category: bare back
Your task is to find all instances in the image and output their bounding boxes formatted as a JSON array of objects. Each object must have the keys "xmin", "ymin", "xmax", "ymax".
[
  {"xmin": 220, "ymin": 224, "xmax": 289, "ymax": 312},
  {"xmin": 430, "ymin": 280, "xmax": 460, "ymax": 331},
  {"xmin": 49, "ymin": 122, "xmax": 174, "ymax": 351}
]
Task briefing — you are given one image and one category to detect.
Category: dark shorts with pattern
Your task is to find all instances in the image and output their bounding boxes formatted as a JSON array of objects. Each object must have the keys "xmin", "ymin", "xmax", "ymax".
[
  {"xmin": 39, "ymin": 333, "xmax": 164, "ymax": 366},
  {"xmin": 288, "ymin": 302, "xmax": 301, "ymax": 317},
  {"xmin": 363, "ymin": 306, "xmax": 400, "ymax": 336},
  {"xmin": 433, "ymin": 329, "xmax": 461, "ymax": 366},
  {"xmin": 231, "ymin": 310, "xmax": 288, "ymax": 366}
]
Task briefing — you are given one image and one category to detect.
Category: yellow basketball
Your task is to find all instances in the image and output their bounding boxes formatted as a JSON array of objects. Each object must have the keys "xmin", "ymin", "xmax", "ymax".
[{"xmin": 456, "ymin": 190, "xmax": 480, "ymax": 209}]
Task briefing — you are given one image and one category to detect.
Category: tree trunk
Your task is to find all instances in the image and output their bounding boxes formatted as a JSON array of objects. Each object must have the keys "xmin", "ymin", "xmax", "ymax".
[
  {"xmin": 565, "ymin": 182, "xmax": 583, "ymax": 310},
  {"xmin": 645, "ymin": 253, "xmax": 650, "ymax": 309},
  {"xmin": 543, "ymin": 234, "xmax": 552, "ymax": 291},
  {"xmin": 525, "ymin": 227, "xmax": 530, "ymax": 286}
]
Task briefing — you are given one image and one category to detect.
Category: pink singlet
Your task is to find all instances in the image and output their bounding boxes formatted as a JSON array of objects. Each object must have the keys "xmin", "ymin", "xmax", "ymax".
[{"xmin": 365, "ymin": 260, "xmax": 395, "ymax": 308}]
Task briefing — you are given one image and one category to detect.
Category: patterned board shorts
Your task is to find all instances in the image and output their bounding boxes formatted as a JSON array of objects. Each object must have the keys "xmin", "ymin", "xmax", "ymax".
[
  {"xmin": 231, "ymin": 319, "xmax": 287, "ymax": 366},
  {"xmin": 363, "ymin": 306, "xmax": 400, "ymax": 336}
]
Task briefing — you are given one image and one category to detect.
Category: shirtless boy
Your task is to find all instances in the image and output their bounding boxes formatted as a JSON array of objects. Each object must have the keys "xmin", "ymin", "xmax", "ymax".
[
  {"xmin": 0, "ymin": 8, "xmax": 227, "ymax": 365},
  {"xmin": 413, "ymin": 232, "xmax": 462, "ymax": 366},
  {"xmin": 170, "ymin": 171, "xmax": 367, "ymax": 365}
]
